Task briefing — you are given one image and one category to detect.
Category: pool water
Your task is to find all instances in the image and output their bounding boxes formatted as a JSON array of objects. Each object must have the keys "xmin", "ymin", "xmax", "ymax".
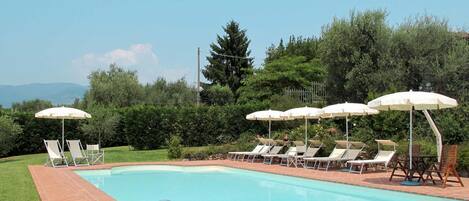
[{"xmin": 76, "ymin": 165, "xmax": 456, "ymax": 201}]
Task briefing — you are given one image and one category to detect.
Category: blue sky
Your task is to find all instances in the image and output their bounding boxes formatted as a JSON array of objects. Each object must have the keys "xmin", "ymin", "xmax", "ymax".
[{"xmin": 0, "ymin": 0, "xmax": 468, "ymax": 86}]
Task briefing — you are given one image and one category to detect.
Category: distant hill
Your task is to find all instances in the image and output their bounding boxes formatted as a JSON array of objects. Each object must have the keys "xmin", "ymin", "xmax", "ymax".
[{"xmin": 0, "ymin": 83, "xmax": 88, "ymax": 108}]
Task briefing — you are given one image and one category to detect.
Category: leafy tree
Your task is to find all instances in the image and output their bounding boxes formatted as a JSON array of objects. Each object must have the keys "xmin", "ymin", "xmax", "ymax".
[
  {"xmin": 320, "ymin": 10, "xmax": 393, "ymax": 103},
  {"xmin": 80, "ymin": 106, "xmax": 120, "ymax": 147},
  {"xmin": 391, "ymin": 16, "xmax": 457, "ymax": 92},
  {"xmin": 203, "ymin": 20, "xmax": 254, "ymax": 97},
  {"xmin": 200, "ymin": 84, "xmax": 234, "ymax": 105},
  {"xmin": 144, "ymin": 78, "xmax": 196, "ymax": 106},
  {"xmin": 440, "ymin": 38, "xmax": 469, "ymax": 102},
  {"xmin": 11, "ymin": 99, "xmax": 53, "ymax": 112},
  {"xmin": 84, "ymin": 63, "xmax": 144, "ymax": 108},
  {"xmin": 0, "ymin": 115, "xmax": 23, "ymax": 156},
  {"xmin": 238, "ymin": 56, "xmax": 325, "ymax": 104},
  {"xmin": 266, "ymin": 36, "xmax": 321, "ymax": 63}
]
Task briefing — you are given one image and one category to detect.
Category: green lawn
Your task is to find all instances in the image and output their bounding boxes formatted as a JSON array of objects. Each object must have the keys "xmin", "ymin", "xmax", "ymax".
[{"xmin": 0, "ymin": 146, "xmax": 180, "ymax": 201}]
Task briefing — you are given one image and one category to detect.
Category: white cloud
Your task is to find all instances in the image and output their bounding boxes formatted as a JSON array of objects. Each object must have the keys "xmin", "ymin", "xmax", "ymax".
[{"xmin": 72, "ymin": 43, "xmax": 186, "ymax": 84}]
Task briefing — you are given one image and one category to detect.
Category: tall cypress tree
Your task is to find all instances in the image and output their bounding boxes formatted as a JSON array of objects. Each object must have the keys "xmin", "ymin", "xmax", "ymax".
[{"xmin": 203, "ymin": 20, "xmax": 253, "ymax": 97}]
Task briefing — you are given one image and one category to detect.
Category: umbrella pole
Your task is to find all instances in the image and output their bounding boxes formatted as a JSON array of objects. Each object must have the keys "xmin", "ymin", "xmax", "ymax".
[
  {"xmin": 268, "ymin": 120, "xmax": 271, "ymax": 140},
  {"xmin": 345, "ymin": 116, "xmax": 349, "ymax": 143},
  {"xmin": 305, "ymin": 118, "xmax": 308, "ymax": 148},
  {"xmin": 62, "ymin": 118, "xmax": 65, "ymax": 155},
  {"xmin": 409, "ymin": 109, "xmax": 413, "ymax": 171}
]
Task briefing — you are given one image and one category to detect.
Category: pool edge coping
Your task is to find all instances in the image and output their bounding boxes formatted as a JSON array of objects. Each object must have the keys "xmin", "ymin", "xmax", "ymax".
[{"xmin": 29, "ymin": 160, "xmax": 468, "ymax": 201}]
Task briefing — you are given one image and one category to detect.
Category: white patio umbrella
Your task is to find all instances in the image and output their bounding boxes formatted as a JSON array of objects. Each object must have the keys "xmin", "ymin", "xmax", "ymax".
[
  {"xmin": 321, "ymin": 102, "xmax": 379, "ymax": 143},
  {"xmin": 35, "ymin": 106, "xmax": 92, "ymax": 153},
  {"xmin": 368, "ymin": 90, "xmax": 458, "ymax": 182},
  {"xmin": 246, "ymin": 109, "xmax": 288, "ymax": 140},
  {"xmin": 281, "ymin": 107, "xmax": 323, "ymax": 147}
]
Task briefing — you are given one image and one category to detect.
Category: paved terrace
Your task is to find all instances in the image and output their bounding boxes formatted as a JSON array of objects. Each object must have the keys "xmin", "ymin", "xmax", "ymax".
[{"xmin": 29, "ymin": 160, "xmax": 469, "ymax": 201}]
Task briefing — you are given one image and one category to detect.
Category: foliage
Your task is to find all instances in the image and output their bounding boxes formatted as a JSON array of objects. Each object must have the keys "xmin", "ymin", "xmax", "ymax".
[
  {"xmin": 167, "ymin": 135, "xmax": 183, "ymax": 159},
  {"xmin": 181, "ymin": 144, "xmax": 237, "ymax": 160},
  {"xmin": 320, "ymin": 9, "xmax": 393, "ymax": 103},
  {"xmin": 203, "ymin": 20, "xmax": 254, "ymax": 97},
  {"xmin": 265, "ymin": 36, "xmax": 321, "ymax": 63},
  {"xmin": 143, "ymin": 78, "xmax": 196, "ymax": 106},
  {"xmin": 200, "ymin": 84, "xmax": 234, "ymax": 105},
  {"xmin": 238, "ymin": 56, "xmax": 325, "ymax": 104},
  {"xmin": 391, "ymin": 16, "xmax": 456, "ymax": 92},
  {"xmin": 121, "ymin": 106, "xmax": 174, "ymax": 150},
  {"xmin": 121, "ymin": 104, "xmax": 266, "ymax": 150},
  {"xmin": 84, "ymin": 63, "xmax": 144, "ymax": 108},
  {"xmin": 233, "ymin": 132, "xmax": 257, "ymax": 151},
  {"xmin": 0, "ymin": 116, "xmax": 23, "ymax": 156},
  {"xmin": 80, "ymin": 106, "xmax": 121, "ymax": 147},
  {"xmin": 11, "ymin": 99, "xmax": 53, "ymax": 113},
  {"xmin": 7, "ymin": 112, "xmax": 85, "ymax": 156},
  {"xmin": 438, "ymin": 39, "xmax": 469, "ymax": 102}
]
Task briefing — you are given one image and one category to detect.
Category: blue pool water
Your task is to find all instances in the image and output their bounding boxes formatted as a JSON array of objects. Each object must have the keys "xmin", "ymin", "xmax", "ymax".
[{"xmin": 76, "ymin": 165, "xmax": 457, "ymax": 201}]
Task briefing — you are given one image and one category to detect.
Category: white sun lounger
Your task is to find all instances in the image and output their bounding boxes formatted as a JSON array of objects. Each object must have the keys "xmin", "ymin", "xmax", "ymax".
[
  {"xmin": 277, "ymin": 147, "xmax": 298, "ymax": 166},
  {"xmin": 313, "ymin": 141, "xmax": 366, "ymax": 171},
  {"xmin": 244, "ymin": 145, "xmax": 272, "ymax": 162},
  {"xmin": 66, "ymin": 140, "xmax": 90, "ymax": 166},
  {"xmin": 304, "ymin": 148, "xmax": 346, "ymax": 169},
  {"xmin": 44, "ymin": 139, "xmax": 68, "ymax": 168},
  {"xmin": 261, "ymin": 145, "xmax": 285, "ymax": 164},
  {"xmin": 347, "ymin": 140, "xmax": 397, "ymax": 174},
  {"xmin": 292, "ymin": 141, "xmax": 323, "ymax": 167},
  {"xmin": 228, "ymin": 145, "xmax": 264, "ymax": 160}
]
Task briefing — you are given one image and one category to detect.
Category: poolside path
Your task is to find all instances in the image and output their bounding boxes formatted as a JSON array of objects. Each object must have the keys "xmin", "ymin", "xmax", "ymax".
[{"xmin": 29, "ymin": 160, "xmax": 469, "ymax": 201}]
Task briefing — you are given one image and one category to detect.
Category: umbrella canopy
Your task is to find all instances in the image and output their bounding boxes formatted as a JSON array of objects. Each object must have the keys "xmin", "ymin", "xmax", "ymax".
[
  {"xmin": 281, "ymin": 107, "xmax": 323, "ymax": 147},
  {"xmin": 246, "ymin": 109, "xmax": 288, "ymax": 140},
  {"xmin": 35, "ymin": 106, "xmax": 92, "ymax": 119},
  {"xmin": 35, "ymin": 106, "xmax": 91, "ymax": 153},
  {"xmin": 368, "ymin": 91, "xmax": 457, "ymax": 111},
  {"xmin": 321, "ymin": 102, "xmax": 379, "ymax": 142},
  {"xmin": 368, "ymin": 90, "xmax": 457, "ymax": 183}
]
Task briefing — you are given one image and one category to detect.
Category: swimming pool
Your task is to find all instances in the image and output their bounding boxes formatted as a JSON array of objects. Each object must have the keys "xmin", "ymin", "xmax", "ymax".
[{"xmin": 76, "ymin": 165, "xmax": 456, "ymax": 201}]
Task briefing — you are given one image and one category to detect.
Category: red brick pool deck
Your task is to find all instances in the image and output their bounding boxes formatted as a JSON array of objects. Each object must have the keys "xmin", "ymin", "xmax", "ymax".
[{"xmin": 29, "ymin": 160, "xmax": 469, "ymax": 201}]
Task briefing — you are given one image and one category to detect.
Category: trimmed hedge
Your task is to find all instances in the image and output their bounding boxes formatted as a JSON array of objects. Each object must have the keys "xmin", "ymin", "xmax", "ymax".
[
  {"xmin": 121, "ymin": 104, "xmax": 266, "ymax": 149},
  {"xmin": 0, "ymin": 104, "xmax": 267, "ymax": 156}
]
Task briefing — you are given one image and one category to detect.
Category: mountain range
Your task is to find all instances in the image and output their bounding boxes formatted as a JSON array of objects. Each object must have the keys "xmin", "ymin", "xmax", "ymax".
[{"xmin": 0, "ymin": 83, "xmax": 88, "ymax": 108}]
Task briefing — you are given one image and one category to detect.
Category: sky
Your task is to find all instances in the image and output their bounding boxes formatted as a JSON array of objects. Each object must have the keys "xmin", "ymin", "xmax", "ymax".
[{"xmin": 0, "ymin": 0, "xmax": 468, "ymax": 86}]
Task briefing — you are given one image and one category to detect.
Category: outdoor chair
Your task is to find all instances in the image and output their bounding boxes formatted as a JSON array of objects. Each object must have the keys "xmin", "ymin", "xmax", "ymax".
[
  {"xmin": 348, "ymin": 140, "xmax": 397, "ymax": 174},
  {"xmin": 425, "ymin": 145, "xmax": 464, "ymax": 187},
  {"xmin": 86, "ymin": 144, "xmax": 104, "ymax": 165},
  {"xmin": 228, "ymin": 145, "xmax": 263, "ymax": 160},
  {"xmin": 66, "ymin": 140, "xmax": 90, "ymax": 166},
  {"xmin": 389, "ymin": 144, "xmax": 421, "ymax": 181},
  {"xmin": 244, "ymin": 145, "xmax": 272, "ymax": 162},
  {"xmin": 291, "ymin": 140, "xmax": 323, "ymax": 167},
  {"xmin": 303, "ymin": 140, "xmax": 349, "ymax": 169},
  {"xmin": 278, "ymin": 147, "xmax": 298, "ymax": 166},
  {"xmin": 43, "ymin": 139, "xmax": 68, "ymax": 168},
  {"xmin": 316, "ymin": 143, "xmax": 365, "ymax": 171},
  {"xmin": 262, "ymin": 145, "xmax": 285, "ymax": 164}
]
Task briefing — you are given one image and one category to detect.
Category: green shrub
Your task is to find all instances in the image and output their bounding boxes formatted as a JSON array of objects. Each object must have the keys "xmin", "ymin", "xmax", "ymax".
[
  {"xmin": 200, "ymin": 84, "xmax": 234, "ymax": 105},
  {"xmin": 233, "ymin": 132, "xmax": 257, "ymax": 151},
  {"xmin": 182, "ymin": 144, "xmax": 238, "ymax": 160},
  {"xmin": 167, "ymin": 135, "xmax": 183, "ymax": 159},
  {"xmin": 0, "ymin": 115, "xmax": 23, "ymax": 156},
  {"xmin": 9, "ymin": 112, "xmax": 85, "ymax": 155},
  {"xmin": 121, "ymin": 104, "xmax": 266, "ymax": 149},
  {"xmin": 80, "ymin": 106, "xmax": 121, "ymax": 147},
  {"xmin": 121, "ymin": 105, "xmax": 174, "ymax": 150}
]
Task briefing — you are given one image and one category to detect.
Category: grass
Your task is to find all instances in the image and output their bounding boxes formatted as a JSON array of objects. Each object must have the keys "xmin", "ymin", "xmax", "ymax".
[{"xmin": 0, "ymin": 146, "xmax": 194, "ymax": 201}]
